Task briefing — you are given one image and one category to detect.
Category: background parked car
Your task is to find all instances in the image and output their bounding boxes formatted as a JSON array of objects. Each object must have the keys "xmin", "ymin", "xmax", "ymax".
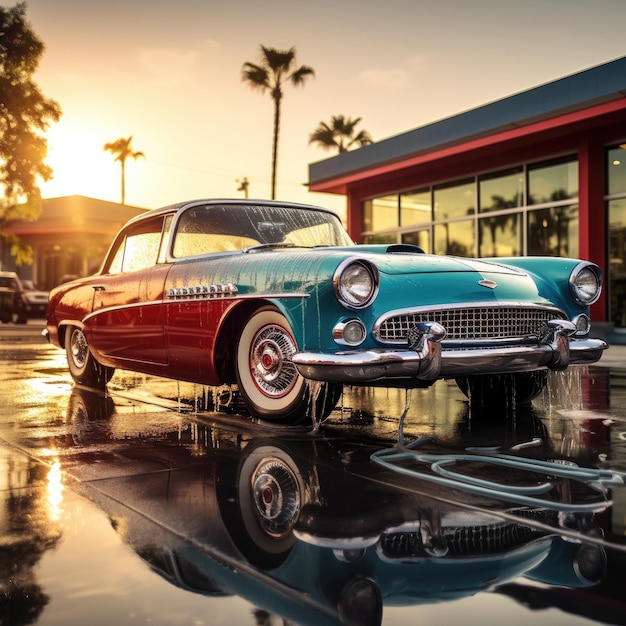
[
  {"xmin": 20, "ymin": 279, "xmax": 50, "ymax": 319},
  {"xmin": 0, "ymin": 271, "xmax": 48, "ymax": 323}
]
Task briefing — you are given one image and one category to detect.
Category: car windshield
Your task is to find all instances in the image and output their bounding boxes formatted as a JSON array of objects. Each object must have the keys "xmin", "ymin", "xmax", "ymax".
[
  {"xmin": 172, "ymin": 204, "xmax": 353, "ymax": 258},
  {"xmin": 0, "ymin": 277, "xmax": 18, "ymax": 289}
]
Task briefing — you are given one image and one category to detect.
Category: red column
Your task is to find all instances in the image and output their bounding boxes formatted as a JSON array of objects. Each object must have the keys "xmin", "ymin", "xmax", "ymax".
[
  {"xmin": 578, "ymin": 135, "xmax": 607, "ymax": 321},
  {"xmin": 346, "ymin": 194, "xmax": 362, "ymax": 242}
]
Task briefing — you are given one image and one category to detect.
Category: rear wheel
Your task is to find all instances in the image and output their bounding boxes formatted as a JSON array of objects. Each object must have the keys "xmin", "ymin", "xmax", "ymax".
[
  {"xmin": 455, "ymin": 371, "xmax": 548, "ymax": 407},
  {"xmin": 65, "ymin": 326, "xmax": 114, "ymax": 389},
  {"xmin": 235, "ymin": 307, "xmax": 340, "ymax": 424}
]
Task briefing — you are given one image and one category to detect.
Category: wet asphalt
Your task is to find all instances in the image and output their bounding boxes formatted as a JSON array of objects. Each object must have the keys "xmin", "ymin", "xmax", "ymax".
[{"xmin": 1, "ymin": 321, "xmax": 626, "ymax": 626}]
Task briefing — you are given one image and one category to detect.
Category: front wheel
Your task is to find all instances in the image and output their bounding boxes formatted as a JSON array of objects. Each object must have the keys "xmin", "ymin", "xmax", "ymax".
[
  {"xmin": 65, "ymin": 326, "xmax": 114, "ymax": 389},
  {"xmin": 235, "ymin": 307, "xmax": 340, "ymax": 424},
  {"xmin": 455, "ymin": 371, "xmax": 548, "ymax": 407}
]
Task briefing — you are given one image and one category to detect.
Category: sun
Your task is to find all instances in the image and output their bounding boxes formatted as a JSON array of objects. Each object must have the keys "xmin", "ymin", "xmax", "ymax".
[{"xmin": 41, "ymin": 120, "xmax": 119, "ymax": 201}]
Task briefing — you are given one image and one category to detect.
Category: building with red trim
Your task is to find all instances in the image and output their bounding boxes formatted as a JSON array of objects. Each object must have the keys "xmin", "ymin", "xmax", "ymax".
[
  {"xmin": 2, "ymin": 196, "xmax": 146, "ymax": 289},
  {"xmin": 309, "ymin": 56, "xmax": 626, "ymax": 336}
]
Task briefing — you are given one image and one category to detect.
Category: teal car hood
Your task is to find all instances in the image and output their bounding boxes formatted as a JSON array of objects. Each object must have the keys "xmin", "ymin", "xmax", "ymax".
[
  {"xmin": 349, "ymin": 250, "xmax": 548, "ymax": 308},
  {"xmin": 359, "ymin": 251, "xmax": 526, "ymax": 277}
]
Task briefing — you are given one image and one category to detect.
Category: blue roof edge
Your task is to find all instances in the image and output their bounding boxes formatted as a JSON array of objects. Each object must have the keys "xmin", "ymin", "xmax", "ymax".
[{"xmin": 309, "ymin": 55, "xmax": 626, "ymax": 185}]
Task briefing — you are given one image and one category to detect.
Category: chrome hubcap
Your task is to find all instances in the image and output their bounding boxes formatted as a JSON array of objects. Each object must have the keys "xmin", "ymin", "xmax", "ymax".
[
  {"xmin": 71, "ymin": 330, "xmax": 88, "ymax": 368},
  {"xmin": 250, "ymin": 324, "xmax": 298, "ymax": 397},
  {"xmin": 251, "ymin": 457, "xmax": 300, "ymax": 539}
]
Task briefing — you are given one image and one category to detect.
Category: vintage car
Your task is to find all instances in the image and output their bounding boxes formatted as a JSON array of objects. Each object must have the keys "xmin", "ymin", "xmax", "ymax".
[{"xmin": 44, "ymin": 199, "xmax": 607, "ymax": 423}]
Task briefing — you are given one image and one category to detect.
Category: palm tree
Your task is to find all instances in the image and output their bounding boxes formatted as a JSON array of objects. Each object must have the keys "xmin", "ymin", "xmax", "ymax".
[
  {"xmin": 103, "ymin": 136, "xmax": 145, "ymax": 204},
  {"xmin": 309, "ymin": 115, "xmax": 373, "ymax": 154},
  {"xmin": 242, "ymin": 46, "xmax": 314, "ymax": 199}
]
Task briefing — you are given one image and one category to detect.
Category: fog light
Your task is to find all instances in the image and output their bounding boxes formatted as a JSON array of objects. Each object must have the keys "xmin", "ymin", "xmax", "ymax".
[
  {"xmin": 574, "ymin": 542, "xmax": 607, "ymax": 584},
  {"xmin": 572, "ymin": 314, "xmax": 591, "ymax": 336},
  {"xmin": 333, "ymin": 319, "xmax": 367, "ymax": 346},
  {"xmin": 337, "ymin": 577, "xmax": 382, "ymax": 626}
]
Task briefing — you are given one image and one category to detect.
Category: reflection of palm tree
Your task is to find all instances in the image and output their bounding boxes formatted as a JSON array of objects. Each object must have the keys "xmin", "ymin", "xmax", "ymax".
[
  {"xmin": 483, "ymin": 194, "xmax": 518, "ymax": 256},
  {"xmin": 550, "ymin": 190, "xmax": 572, "ymax": 256},
  {"xmin": 309, "ymin": 115, "xmax": 373, "ymax": 154},
  {"xmin": 527, "ymin": 189, "xmax": 573, "ymax": 256},
  {"xmin": 242, "ymin": 46, "xmax": 314, "ymax": 200},
  {"xmin": 103, "ymin": 136, "xmax": 145, "ymax": 204}
]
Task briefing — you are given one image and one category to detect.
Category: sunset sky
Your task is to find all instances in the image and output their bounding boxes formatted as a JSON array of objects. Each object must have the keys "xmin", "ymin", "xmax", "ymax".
[{"xmin": 25, "ymin": 0, "xmax": 626, "ymax": 217}]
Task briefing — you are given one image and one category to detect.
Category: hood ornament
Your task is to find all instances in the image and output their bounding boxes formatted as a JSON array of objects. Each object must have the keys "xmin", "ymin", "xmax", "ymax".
[{"xmin": 478, "ymin": 279, "xmax": 498, "ymax": 289}]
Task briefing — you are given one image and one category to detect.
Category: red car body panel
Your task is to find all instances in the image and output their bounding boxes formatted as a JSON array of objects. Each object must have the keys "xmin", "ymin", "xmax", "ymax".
[{"xmin": 67, "ymin": 262, "xmax": 240, "ymax": 386}]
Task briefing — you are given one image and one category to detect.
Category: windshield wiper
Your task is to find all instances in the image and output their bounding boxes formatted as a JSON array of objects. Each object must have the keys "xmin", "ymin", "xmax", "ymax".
[{"xmin": 243, "ymin": 242, "xmax": 297, "ymax": 253}]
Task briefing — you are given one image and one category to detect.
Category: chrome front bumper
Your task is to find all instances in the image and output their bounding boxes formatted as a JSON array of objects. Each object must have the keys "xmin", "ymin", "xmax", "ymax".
[{"xmin": 292, "ymin": 321, "xmax": 608, "ymax": 384}]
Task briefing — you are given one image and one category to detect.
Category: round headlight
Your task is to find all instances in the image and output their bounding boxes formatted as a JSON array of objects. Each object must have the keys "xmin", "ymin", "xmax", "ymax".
[
  {"xmin": 333, "ymin": 259, "xmax": 378, "ymax": 309},
  {"xmin": 570, "ymin": 263, "xmax": 602, "ymax": 305}
]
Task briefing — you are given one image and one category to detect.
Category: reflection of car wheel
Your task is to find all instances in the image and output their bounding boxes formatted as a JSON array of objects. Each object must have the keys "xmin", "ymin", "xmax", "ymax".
[
  {"xmin": 68, "ymin": 386, "xmax": 115, "ymax": 423},
  {"xmin": 65, "ymin": 326, "xmax": 114, "ymax": 388},
  {"xmin": 239, "ymin": 447, "xmax": 302, "ymax": 550},
  {"xmin": 219, "ymin": 444, "xmax": 304, "ymax": 569},
  {"xmin": 456, "ymin": 371, "xmax": 548, "ymax": 407},
  {"xmin": 67, "ymin": 387, "xmax": 115, "ymax": 445},
  {"xmin": 235, "ymin": 306, "xmax": 340, "ymax": 424}
]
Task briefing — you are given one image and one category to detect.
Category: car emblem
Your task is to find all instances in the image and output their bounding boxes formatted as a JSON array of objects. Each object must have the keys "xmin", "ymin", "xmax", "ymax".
[{"xmin": 478, "ymin": 279, "xmax": 498, "ymax": 289}]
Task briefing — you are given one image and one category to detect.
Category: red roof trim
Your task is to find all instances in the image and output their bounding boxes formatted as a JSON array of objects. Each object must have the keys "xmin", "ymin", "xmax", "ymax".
[{"xmin": 311, "ymin": 98, "xmax": 626, "ymax": 193}]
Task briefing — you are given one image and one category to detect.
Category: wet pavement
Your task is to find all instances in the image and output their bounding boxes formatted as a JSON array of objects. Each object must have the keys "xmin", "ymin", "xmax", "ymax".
[{"xmin": 1, "ymin": 322, "xmax": 626, "ymax": 626}]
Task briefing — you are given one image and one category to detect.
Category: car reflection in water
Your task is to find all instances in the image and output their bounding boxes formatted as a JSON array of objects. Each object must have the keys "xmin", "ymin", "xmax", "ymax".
[{"xmin": 58, "ymin": 385, "xmax": 624, "ymax": 626}]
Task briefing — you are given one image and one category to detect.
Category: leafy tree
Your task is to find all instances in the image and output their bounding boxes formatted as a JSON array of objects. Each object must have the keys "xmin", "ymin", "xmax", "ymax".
[
  {"xmin": 309, "ymin": 115, "xmax": 373, "ymax": 154},
  {"xmin": 103, "ymin": 136, "xmax": 145, "ymax": 204},
  {"xmin": 0, "ymin": 2, "xmax": 62, "ymax": 265},
  {"xmin": 242, "ymin": 45, "xmax": 314, "ymax": 199}
]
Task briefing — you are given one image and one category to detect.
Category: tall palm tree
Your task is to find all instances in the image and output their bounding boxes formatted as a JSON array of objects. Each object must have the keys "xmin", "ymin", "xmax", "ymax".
[
  {"xmin": 309, "ymin": 115, "xmax": 373, "ymax": 154},
  {"xmin": 103, "ymin": 136, "xmax": 145, "ymax": 204},
  {"xmin": 242, "ymin": 46, "xmax": 314, "ymax": 199}
]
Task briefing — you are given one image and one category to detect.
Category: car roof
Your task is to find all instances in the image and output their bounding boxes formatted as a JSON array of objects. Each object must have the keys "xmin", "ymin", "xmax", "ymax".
[{"xmin": 122, "ymin": 198, "xmax": 341, "ymax": 228}]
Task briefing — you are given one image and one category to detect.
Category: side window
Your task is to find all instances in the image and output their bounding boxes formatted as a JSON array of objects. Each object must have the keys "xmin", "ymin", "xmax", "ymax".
[
  {"xmin": 106, "ymin": 241, "xmax": 125, "ymax": 274},
  {"xmin": 104, "ymin": 216, "xmax": 168, "ymax": 274}
]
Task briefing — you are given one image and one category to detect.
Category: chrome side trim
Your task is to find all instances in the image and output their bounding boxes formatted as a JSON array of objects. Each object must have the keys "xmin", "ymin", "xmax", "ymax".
[
  {"xmin": 167, "ymin": 282, "xmax": 238, "ymax": 299},
  {"xmin": 83, "ymin": 299, "xmax": 167, "ymax": 324},
  {"xmin": 83, "ymin": 292, "xmax": 310, "ymax": 323}
]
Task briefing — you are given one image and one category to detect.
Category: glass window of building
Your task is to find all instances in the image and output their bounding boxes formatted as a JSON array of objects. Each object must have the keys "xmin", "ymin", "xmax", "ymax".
[
  {"xmin": 400, "ymin": 189, "xmax": 431, "ymax": 226},
  {"xmin": 362, "ymin": 232, "xmax": 398, "ymax": 245},
  {"xmin": 363, "ymin": 195, "xmax": 398, "ymax": 232},
  {"xmin": 401, "ymin": 229, "xmax": 430, "ymax": 252},
  {"xmin": 608, "ymin": 198, "xmax": 626, "ymax": 326},
  {"xmin": 527, "ymin": 205, "xmax": 578, "ymax": 257},
  {"xmin": 478, "ymin": 213, "xmax": 521, "ymax": 257},
  {"xmin": 479, "ymin": 168, "xmax": 523, "ymax": 212},
  {"xmin": 528, "ymin": 158, "xmax": 578, "ymax": 205},
  {"xmin": 434, "ymin": 220, "xmax": 475, "ymax": 256},
  {"xmin": 433, "ymin": 180, "xmax": 475, "ymax": 220},
  {"xmin": 607, "ymin": 145, "xmax": 626, "ymax": 195}
]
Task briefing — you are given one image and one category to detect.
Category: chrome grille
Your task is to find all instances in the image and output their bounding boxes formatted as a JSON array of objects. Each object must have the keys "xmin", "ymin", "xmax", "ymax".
[
  {"xmin": 376, "ymin": 305, "xmax": 567, "ymax": 344},
  {"xmin": 380, "ymin": 522, "xmax": 541, "ymax": 558}
]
